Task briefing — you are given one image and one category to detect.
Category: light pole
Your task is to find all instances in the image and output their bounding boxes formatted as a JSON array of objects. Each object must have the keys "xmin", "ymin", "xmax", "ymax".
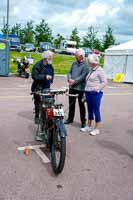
[
  {"xmin": 6, "ymin": 0, "xmax": 9, "ymax": 39},
  {"xmin": 3, "ymin": 16, "xmax": 6, "ymax": 27}
]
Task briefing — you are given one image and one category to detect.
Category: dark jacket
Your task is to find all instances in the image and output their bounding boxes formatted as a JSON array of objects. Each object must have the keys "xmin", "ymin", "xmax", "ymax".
[
  {"xmin": 67, "ymin": 61, "xmax": 89, "ymax": 91},
  {"xmin": 31, "ymin": 59, "xmax": 54, "ymax": 92}
]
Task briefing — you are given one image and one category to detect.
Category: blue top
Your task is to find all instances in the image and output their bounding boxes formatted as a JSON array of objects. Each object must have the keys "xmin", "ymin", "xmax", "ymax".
[{"xmin": 43, "ymin": 64, "xmax": 54, "ymax": 89}]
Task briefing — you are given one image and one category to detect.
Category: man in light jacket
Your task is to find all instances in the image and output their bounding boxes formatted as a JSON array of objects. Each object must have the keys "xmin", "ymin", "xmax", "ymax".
[{"xmin": 65, "ymin": 49, "xmax": 89, "ymax": 128}]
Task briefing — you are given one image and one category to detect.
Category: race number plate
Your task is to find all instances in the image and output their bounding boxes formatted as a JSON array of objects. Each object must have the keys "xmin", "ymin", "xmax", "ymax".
[{"xmin": 53, "ymin": 108, "xmax": 64, "ymax": 117}]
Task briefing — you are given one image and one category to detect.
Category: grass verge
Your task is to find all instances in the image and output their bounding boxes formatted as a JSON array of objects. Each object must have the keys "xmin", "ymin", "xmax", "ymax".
[{"xmin": 10, "ymin": 51, "xmax": 75, "ymax": 74}]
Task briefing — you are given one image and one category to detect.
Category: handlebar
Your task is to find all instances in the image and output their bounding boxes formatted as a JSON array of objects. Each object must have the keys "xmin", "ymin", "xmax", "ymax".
[
  {"xmin": 31, "ymin": 88, "xmax": 69, "ymax": 96},
  {"xmin": 31, "ymin": 88, "xmax": 79, "ymax": 98}
]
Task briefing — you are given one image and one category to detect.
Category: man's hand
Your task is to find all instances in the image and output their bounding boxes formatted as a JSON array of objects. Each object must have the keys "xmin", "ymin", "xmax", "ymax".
[
  {"xmin": 68, "ymin": 79, "xmax": 75, "ymax": 86},
  {"xmin": 46, "ymin": 75, "xmax": 52, "ymax": 80}
]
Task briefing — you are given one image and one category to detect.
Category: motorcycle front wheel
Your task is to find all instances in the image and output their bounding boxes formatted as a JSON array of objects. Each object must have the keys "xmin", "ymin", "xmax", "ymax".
[
  {"xmin": 25, "ymin": 72, "xmax": 29, "ymax": 78},
  {"xmin": 51, "ymin": 129, "xmax": 66, "ymax": 175}
]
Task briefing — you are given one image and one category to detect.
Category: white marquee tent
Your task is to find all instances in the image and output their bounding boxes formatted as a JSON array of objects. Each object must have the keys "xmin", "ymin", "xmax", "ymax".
[{"xmin": 104, "ymin": 40, "xmax": 133, "ymax": 82}]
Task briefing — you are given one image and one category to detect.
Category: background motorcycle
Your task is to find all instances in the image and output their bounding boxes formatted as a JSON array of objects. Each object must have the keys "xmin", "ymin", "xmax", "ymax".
[{"xmin": 17, "ymin": 57, "xmax": 30, "ymax": 78}]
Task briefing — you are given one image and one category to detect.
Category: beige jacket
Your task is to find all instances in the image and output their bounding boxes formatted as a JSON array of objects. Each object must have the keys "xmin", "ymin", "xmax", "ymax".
[{"xmin": 85, "ymin": 66, "xmax": 107, "ymax": 92}]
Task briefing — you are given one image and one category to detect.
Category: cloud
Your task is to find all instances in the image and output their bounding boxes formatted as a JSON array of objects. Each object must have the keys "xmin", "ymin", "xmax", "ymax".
[
  {"xmin": 48, "ymin": 0, "xmax": 124, "ymax": 36},
  {"xmin": 0, "ymin": 0, "xmax": 133, "ymax": 42}
]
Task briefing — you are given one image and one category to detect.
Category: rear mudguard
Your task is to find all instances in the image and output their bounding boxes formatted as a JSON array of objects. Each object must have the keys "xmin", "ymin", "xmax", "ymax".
[{"xmin": 56, "ymin": 120, "xmax": 67, "ymax": 137}]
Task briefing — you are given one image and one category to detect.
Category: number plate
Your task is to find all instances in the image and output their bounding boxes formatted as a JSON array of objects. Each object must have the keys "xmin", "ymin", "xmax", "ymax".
[{"xmin": 53, "ymin": 108, "xmax": 64, "ymax": 117}]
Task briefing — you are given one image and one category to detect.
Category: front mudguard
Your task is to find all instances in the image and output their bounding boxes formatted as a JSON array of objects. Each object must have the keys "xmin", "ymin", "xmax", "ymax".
[{"xmin": 56, "ymin": 120, "xmax": 67, "ymax": 138}]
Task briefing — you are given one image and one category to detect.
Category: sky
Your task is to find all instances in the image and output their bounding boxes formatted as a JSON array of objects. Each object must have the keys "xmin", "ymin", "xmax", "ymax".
[{"xmin": 0, "ymin": 0, "xmax": 133, "ymax": 43}]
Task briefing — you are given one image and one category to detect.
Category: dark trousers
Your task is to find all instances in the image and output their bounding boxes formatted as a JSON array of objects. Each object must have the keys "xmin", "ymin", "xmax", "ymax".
[
  {"xmin": 34, "ymin": 94, "xmax": 41, "ymax": 117},
  {"xmin": 68, "ymin": 88, "xmax": 86, "ymax": 124}
]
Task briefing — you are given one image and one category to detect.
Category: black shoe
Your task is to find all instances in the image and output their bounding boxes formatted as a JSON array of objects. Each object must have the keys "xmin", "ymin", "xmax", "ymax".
[
  {"xmin": 35, "ymin": 135, "xmax": 43, "ymax": 141},
  {"xmin": 64, "ymin": 119, "xmax": 73, "ymax": 124},
  {"xmin": 81, "ymin": 124, "xmax": 86, "ymax": 128},
  {"xmin": 35, "ymin": 132, "xmax": 47, "ymax": 141},
  {"xmin": 34, "ymin": 116, "xmax": 40, "ymax": 124}
]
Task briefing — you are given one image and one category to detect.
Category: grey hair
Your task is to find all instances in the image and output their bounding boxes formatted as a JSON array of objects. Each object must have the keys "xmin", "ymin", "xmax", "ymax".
[
  {"xmin": 42, "ymin": 50, "xmax": 54, "ymax": 59},
  {"xmin": 75, "ymin": 49, "xmax": 85, "ymax": 57},
  {"xmin": 88, "ymin": 54, "xmax": 100, "ymax": 64}
]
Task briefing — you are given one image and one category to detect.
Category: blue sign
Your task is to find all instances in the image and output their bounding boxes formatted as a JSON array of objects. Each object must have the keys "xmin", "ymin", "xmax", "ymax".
[{"xmin": 0, "ymin": 39, "xmax": 9, "ymax": 76}]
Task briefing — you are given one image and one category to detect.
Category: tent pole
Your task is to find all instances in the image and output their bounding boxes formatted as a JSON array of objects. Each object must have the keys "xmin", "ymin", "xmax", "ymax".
[{"xmin": 123, "ymin": 55, "xmax": 128, "ymax": 75}]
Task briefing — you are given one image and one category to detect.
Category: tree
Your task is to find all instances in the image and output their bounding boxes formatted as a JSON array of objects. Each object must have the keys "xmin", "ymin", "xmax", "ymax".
[
  {"xmin": 53, "ymin": 34, "xmax": 64, "ymax": 49},
  {"xmin": 69, "ymin": 28, "xmax": 80, "ymax": 48},
  {"xmin": 10, "ymin": 23, "xmax": 21, "ymax": 36},
  {"xmin": 35, "ymin": 19, "xmax": 53, "ymax": 45},
  {"xmin": 83, "ymin": 26, "xmax": 98, "ymax": 49},
  {"xmin": 102, "ymin": 26, "xmax": 115, "ymax": 51},
  {"xmin": 1, "ymin": 24, "xmax": 10, "ymax": 35},
  {"xmin": 22, "ymin": 21, "xmax": 34, "ymax": 44},
  {"xmin": 3, "ymin": 22, "xmax": 34, "ymax": 44},
  {"xmin": 10, "ymin": 23, "xmax": 24, "ymax": 44},
  {"xmin": 94, "ymin": 38, "xmax": 103, "ymax": 52}
]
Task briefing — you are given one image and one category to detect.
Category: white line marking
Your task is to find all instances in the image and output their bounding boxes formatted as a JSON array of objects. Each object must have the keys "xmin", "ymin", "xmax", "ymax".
[
  {"xmin": 0, "ymin": 88, "xmax": 28, "ymax": 90},
  {"xmin": 0, "ymin": 95, "xmax": 31, "ymax": 99},
  {"xmin": 1, "ymin": 93, "xmax": 133, "ymax": 100},
  {"xmin": 17, "ymin": 144, "xmax": 50, "ymax": 163},
  {"xmin": 17, "ymin": 144, "xmax": 45, "ymax": 150},
  {"xmin": 107, "ymin": 86, "xmax": 117, "ymax": 89},
  {"xmin": 105, "ymin": 93, "xmax": 133, "ymax": 96},
  {"xmin": 1, "ymin": 92, "xmax": 133, "ymax": 101},
  {"xmin": 18, "ymin": 85, "xmax": 28, "ymax": 87},
  {"xmin": 35, "ymin": 147, "xmax": 50, "ymax": 164}
]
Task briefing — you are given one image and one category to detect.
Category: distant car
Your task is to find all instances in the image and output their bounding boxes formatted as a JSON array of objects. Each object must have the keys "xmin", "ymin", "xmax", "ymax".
[
  {"xmin": 2, "ymin": 34, "xmax": 21, "ymax": 52},
  {"xmin": 24, "ymin": 43, "xmax": 36, "ymax": 52},
  {"xmin": 38, "ymin": 42, "xmax": 55, "ymax": 53},
  {"xmin": 10, "ymin": 45, "xmax": 21, "ymax": 52},
  {"xmin": 82, "ymin": 47, "xmax": 92, "ymax": 57},
  {"xmin": 92, "ymin": 49, "xmax": 101, "ymax": 56}
]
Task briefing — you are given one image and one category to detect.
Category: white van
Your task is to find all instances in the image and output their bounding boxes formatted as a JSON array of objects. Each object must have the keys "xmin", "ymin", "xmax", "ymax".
[{"xmin": 60, "ymin": 40, "xmax": 77, "ymax": 55}]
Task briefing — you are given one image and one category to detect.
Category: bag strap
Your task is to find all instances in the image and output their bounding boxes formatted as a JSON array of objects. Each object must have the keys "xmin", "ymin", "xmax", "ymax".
[{"xmin": 86, "ymin": 66, "xmax": 99, "ymax": 82}]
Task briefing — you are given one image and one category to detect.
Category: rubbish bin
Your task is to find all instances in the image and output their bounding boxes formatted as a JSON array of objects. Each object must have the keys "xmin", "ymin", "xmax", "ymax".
[{"xmin": 0, "ymin": 39, "xmax": 9, "ymax": 76}]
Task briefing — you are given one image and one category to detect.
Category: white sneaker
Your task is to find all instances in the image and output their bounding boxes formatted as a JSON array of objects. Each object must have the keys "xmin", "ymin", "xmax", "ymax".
[
  {"xmin": 80, "ymin": 126, "xmax": 93, "ymax": 132},
  {"xmin": 89, "ymin": 129, "xmax": 100, "ymax": 136}
]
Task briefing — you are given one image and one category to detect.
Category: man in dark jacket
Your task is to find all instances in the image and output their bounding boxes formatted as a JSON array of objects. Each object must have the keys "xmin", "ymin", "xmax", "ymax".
[
  {"xmin": 64, "ymin": 49, "xmax": 89, "ymax": 128},
  {"xmin": 31, "ymin": 50, "xmax": 54, "ymax": 124}
]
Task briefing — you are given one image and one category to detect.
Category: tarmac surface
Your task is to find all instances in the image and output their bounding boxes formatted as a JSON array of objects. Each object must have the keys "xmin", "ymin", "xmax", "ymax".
[{"xmin": 0, "ymin": 76, "xmax": 133, "ymax": 200}]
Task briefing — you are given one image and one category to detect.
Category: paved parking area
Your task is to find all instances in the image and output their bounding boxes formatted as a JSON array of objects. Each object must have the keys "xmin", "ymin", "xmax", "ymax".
[{"xmin": 0, "ymin": 76, "xmax": 133, "ymax": 200}]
